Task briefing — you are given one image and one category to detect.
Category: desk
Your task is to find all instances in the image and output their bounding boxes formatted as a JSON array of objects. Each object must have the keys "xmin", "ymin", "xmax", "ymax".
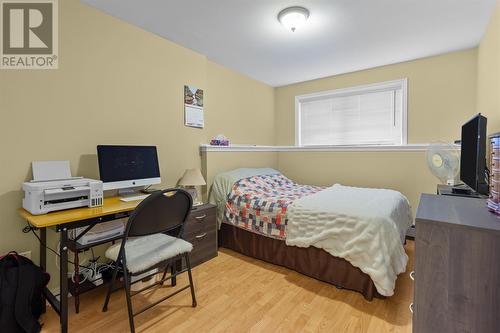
[
  {"xmin": 18, "ymin": 197, "xmax": 143, "ymax": 333},
  {"xmin": 18, "ymin": 198, "xmax": 218, "ymax": 333}
]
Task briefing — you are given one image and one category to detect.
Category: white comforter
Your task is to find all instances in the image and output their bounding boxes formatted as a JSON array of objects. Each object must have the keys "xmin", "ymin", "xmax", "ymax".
[{"xmin": 286, "ymin": 184, "xmax": 412, "ymax": 296}]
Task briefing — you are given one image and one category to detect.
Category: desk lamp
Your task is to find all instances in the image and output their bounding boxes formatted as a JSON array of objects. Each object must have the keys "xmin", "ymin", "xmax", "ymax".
[{"xmin": 179, "ymin": 168, "xmax": 206, "ymax": 206}]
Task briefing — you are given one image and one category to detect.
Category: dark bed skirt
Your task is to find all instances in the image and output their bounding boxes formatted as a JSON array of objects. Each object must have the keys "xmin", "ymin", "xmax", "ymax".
[{"xmin": 218, "ymin": 223, "xmax": 383, "ymax": 301}]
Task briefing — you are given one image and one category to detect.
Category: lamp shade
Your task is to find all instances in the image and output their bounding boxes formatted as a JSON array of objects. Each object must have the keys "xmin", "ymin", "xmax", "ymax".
[{"xmin": 179, "ymin": 168, "xmax": 206, "ymax": 186}]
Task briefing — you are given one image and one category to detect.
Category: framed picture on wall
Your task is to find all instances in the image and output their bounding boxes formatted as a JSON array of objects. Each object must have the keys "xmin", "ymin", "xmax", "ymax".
[{"xmin": 184, "ymin": 85, "xmax": 204, "ymax": 128}]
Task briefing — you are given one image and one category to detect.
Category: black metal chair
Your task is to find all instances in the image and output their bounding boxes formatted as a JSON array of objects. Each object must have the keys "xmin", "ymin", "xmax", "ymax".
[{"xmin": 102, "ymin": 188, "xmax": 197, "ymax": 333}]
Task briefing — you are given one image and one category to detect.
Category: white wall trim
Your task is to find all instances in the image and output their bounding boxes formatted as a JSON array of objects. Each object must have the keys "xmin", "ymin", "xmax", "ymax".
[
  {"xmin": 294, "ymin": 95, "xmax": 301, "ymax": 146},
  {"xmin": 200, "ymin": 144, "xmax": 443, "ymax": 152},
  {"xmin": 295, "ymin": 78, "xmax": 409, "ymax": 146},
  {"xmin": 401, "ymin": 78, "xmax": 408, "ymax": 145}
]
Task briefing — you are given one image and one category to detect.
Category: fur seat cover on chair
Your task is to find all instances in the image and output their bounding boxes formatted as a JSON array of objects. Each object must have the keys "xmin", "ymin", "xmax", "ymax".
[{"xmin": 105, "ymin": 234, "xmax": 193, "ymax": 273}]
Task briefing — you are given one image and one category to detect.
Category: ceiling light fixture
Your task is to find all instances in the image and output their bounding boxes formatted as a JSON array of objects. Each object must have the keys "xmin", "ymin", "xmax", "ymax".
[{"xmin": 278, "ymin": 6, "xmax": 310, "ymax": 32}]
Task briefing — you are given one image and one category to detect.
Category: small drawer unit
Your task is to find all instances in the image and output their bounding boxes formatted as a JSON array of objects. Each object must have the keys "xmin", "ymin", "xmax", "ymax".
[
  {"xmin": 183, "ymin": 204, "xmax": 218, "ymax": 267},
  {"xmin": 487, "ymin": 134, "xmax": 500, "ymax": 215}
]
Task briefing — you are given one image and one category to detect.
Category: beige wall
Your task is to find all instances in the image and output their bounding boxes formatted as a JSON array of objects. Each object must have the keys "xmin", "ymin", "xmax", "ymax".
[
  {"xmin": 275, "ymin": 49, "xmax": 478, "ymax": 145},
  {"xmin": 206, "ymin": 62, "xmax": 275, "ymax": 145},
  {"xmin": 278, "ymin": 151, "xmax": 435, "ymax": 217},
  {"xmin": 477, "ymin": 1, "xmax": 500, "ymax": 133},
  {"xmin": 274, "ymin": 50, "xmax": 479, "ymax": 215},
  {"xmin": 0, "ymin": 0, "xmax": 274, "ymax": 286}
]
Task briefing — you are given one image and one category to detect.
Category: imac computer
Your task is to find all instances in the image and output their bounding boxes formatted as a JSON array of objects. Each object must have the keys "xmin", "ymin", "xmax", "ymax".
[
  {"xmin": 454, "ymin": 113, "xmax": 489, "ymax": 196},
  {"xmin": 97, "ymin": 145, "xmax": 161, "ymax": 199}
]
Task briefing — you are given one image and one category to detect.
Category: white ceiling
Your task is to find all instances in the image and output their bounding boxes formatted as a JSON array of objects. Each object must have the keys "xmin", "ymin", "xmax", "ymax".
[{"xmin": 82, "ymin": 0, "xmax": 497, "ymax": 87}]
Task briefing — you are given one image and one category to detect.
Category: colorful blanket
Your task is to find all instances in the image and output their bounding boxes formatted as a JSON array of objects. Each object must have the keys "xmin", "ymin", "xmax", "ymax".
[{"xmin": 223, "ymin": 174, "xmax": 323, "ymax": 239}]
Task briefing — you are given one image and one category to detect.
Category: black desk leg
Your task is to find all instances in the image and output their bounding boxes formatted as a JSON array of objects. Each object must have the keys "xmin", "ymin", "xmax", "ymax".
[
  {"xmin": 74, "ymin": 250, "xmax": 80, "ymax": 313},
  {"xmin": 59, "ymin": 228, "xmax": 69, "ymax": 333},
  {"xmin": 39, "ymin": 228, "xmax": 47, "ymax": 314}
]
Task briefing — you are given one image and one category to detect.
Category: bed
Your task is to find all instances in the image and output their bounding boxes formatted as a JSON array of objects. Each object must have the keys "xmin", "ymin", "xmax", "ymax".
[{"xmin": 210, "ymin": 168, "xmax": 412, "ymax": 300}]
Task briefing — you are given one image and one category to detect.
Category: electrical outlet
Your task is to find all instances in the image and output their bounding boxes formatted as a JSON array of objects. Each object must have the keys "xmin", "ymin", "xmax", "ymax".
[{"xmin": 19, "ymin": 251, "xmax": 31, "ymax": 260}]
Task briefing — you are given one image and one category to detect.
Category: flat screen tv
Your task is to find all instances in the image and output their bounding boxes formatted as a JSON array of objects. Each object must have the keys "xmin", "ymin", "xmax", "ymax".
[{"xmin": 460, "ymin": 114, "xmax": 488, "ymax": 195}]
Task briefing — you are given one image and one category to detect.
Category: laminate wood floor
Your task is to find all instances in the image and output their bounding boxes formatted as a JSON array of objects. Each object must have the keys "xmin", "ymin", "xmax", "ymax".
[{"xmin": 42, "ymin": 241, "xmax": 414, "ymax": 332}]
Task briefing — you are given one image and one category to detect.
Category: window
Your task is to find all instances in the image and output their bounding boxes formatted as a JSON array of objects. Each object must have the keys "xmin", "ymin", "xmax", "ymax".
[{"xmin": 295, "ymin": 79, "xmax": 407, "ymax": 146}]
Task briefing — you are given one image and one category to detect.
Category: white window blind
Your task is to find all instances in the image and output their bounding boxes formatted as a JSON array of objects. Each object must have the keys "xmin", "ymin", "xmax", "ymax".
[{"xmin": 296, "ymin": 79, "xmax": 407, "ymax": 146}]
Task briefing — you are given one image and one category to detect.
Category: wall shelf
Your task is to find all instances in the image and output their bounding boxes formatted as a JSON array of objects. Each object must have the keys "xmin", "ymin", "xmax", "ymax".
[{"xmin": 200, "ymin": 144, "xmax": 451, "ymax": 153}]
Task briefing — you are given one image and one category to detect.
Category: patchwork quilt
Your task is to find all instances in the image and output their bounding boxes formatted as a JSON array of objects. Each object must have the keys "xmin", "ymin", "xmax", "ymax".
[{"xmin": 223, "ymin": 174, "xmax": 323, "ymax": 239}]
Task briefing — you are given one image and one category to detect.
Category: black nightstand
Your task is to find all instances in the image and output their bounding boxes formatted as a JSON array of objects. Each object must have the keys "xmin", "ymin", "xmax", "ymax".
[{"xmin": 183, "ymin": 203, "xmax": 218, "ymax": 267}]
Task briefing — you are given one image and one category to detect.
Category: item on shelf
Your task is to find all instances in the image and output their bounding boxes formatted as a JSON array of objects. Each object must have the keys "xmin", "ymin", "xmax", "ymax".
[
  {"xmin": 130, "ymin": 268, "xmax": 160, "ymax": 292},
  {"xmin": 487, "ymin": 134, "xmax": 500, "ymax": 216},
  {"xmin": 210, "ymin": 134, "xmax": 230, "ymax": 146},
  {"xmin": 69, "ymin": 219, "xmax": 126, "ymax": 246}
]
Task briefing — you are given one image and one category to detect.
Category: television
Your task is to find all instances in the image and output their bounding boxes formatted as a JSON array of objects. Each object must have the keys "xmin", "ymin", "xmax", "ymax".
[
  {"xmin": 97, "ymin": 145, "xmax": 161, "ymax": 192},
  {"xmin": 459, "ymin": 114, "xmax": 488, "ymax": 195}
]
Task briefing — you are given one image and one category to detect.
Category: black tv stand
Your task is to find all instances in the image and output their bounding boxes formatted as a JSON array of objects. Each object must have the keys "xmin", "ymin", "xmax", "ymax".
[
  {"xmin": 451, "ymin": 187, "xmax": 472, "ymax": 195},
  {"xmin": 437, "ymin": 184, "xmax": 487, "ymax": 199}
]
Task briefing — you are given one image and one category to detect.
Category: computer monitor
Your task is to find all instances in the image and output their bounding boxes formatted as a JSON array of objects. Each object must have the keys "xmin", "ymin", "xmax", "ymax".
[
  {"xmin": 460, "ymin": 114, "xmax": 488, "ymax": 195},
  {"xmin": 97, "ymin": 145, "xmax": 161, "ymax": 192}
]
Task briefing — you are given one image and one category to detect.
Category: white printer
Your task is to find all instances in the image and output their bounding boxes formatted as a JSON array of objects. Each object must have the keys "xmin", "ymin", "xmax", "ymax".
[{"xmin": 22, "ymin": 161, "xmax": 104, "ymax": 215}]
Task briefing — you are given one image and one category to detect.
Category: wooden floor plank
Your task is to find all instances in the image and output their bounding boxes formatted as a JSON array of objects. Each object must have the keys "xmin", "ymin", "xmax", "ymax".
[{"xmin": 41, "ymin": 241, "xmax": 414, "ymax": 332}]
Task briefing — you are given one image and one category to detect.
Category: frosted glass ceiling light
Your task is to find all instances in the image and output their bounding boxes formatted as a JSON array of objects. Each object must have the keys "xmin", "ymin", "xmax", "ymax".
[{"xmin": 278, "ymin": 6, "xmax": 310, "ymax": 32}]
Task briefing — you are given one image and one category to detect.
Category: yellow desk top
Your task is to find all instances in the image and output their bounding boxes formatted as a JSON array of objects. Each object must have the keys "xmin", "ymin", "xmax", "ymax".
[{"xmin": 18, "ymin": 197, "xmax": 141, "ymax": 229}]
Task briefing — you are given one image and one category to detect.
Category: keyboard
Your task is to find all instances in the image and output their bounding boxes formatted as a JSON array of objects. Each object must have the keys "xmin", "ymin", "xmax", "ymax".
[{"xmin": 119, "ymin": 194, "xmax": 150, "ymax": 202}]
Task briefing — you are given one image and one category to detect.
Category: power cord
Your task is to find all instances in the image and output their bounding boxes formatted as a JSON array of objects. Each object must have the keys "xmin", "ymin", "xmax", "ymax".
[
  {"xmin": 71, "ymin": 260, "xmax": 116, "ymax": 285},
  {"xmin": 142, "ymin": 185, "xmax": 160, "ymax": 194},
  {"xmin": 23, "ymin": 224, "xmax": 120, "ymax": 286}
]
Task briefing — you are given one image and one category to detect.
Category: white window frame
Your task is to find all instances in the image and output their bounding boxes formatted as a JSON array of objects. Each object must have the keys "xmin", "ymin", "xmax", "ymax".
[{"xmin": 295, "ymin": 78, "xmax": 408, "ymax": 147}]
